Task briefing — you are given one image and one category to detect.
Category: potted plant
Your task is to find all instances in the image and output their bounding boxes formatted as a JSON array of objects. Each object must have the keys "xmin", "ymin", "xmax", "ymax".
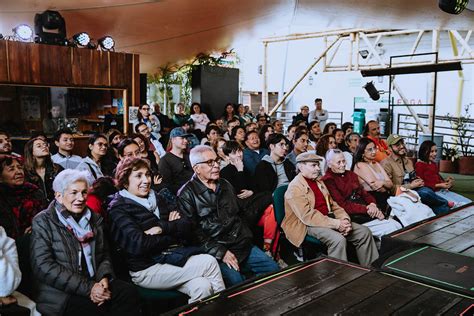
[
  {"xmin": 440, "ymin": 145, "xmax": 459, "ymax": 173},
  {"xmin": 449, "ymin": 104, "xmax": 474, "ymax": 175}
]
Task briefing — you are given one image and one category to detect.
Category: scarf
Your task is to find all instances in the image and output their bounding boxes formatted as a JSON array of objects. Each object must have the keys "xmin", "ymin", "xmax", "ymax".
[
  {"xmin": 0, "ymin": 182, "xmax": 44, "ymax": 238},
  {"xmin": 119, "ymin": 189, "xmax": 160, "ymax": 219},
  {"xmin": 55, "ymin": 202, "xmax": 95, "ymax": 277}
]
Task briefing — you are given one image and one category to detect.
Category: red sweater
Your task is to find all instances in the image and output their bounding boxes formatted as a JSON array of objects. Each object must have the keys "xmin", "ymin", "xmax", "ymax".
[
  {"xmin": 415, "ymin": 161, "xmax": 444, "ymax": 191},
  {"xmin": 322, "ymin": 169, "xmax": 376, "ymax": 214},
  {"xmin": 304, "ymin": 177, "xmax": 329, "ymax": 216}
]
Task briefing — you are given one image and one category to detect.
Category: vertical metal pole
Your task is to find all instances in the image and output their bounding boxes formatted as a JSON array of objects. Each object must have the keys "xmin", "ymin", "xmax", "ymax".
[
  {"xmin": 428, "ymin": 29, "xmax": 439, "ymax": 134},
  {"xmin": 262, "ymin": 42, "xmax": 268, "ymax": 113}
]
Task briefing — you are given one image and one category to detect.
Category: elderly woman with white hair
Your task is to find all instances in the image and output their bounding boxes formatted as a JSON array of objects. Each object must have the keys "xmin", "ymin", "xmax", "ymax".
[
  {"xmin": 322, "ymin": 149, "xmax": 402, "ymax": 239},
  {"xmin": 30, "ymin": 169, "xmax": 140, "ymax": 316}
]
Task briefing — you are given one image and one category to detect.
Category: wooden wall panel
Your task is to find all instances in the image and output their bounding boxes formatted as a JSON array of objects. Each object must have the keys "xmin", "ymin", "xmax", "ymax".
[
  {"xmin": 39, "ymin": 44, "xmax": 72, "ymax": 86},
  {"xmin": 109, "ymin": 52, "xmax": 128, "ymax": 88},
  {"xmin": 0, "ymin": 41, "xmax": 8, "ymax": 82},
  {"xmin": 8, "ymin": 41, "xmax": 41, "ymax": 84},
  {"xmin": 71, "ymin": 49, "xmax": 108, "ymax": 86}
]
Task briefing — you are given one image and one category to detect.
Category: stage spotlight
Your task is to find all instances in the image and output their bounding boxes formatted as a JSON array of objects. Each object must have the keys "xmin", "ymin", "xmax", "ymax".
[
  {"xmin": 359, "ymin": 50, "xmax": 369, "ymax": 59},
  {"xmin": 363, "ymin": 81, "xmax": 380, "ymax": 101},
  {"xmin": 438, "ymin": 0, "xmax": 470, "ymax": 14},
  {"xmin": 72, "ymin": 32, "xmax": 91, "ymax": 47},
  {"xmin": 12, "ymin": 24, "xmax": 33, "ymax": 41},
  {"xmin": 98, "ymin": 36, "xmax": 115, "ymax": 51},
  {"xmin": 34, "ymin": 10, "xmax": 67, "ymax": 46}
]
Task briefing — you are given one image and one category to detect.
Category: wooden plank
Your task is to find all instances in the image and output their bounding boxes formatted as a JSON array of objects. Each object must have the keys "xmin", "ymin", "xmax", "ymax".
[
  {"xmin": 72, "ymin": 48, "xmax": 110, "ymax": 86},
  {"xmin": 337, "ymin": 278, "xmax": 428, "ymax": 315},
  {"xmin": 437, "ymin": 229, "xmax": 474, "ymax": 253},
  {"xmin": 38, "ymin": 44, "xmax": 72, "ymax": 86},
  {"xmin": 7, "ymin": 41, "xmax": 40, "ymax": 84},
  {"xmin": 393, "ymin": 289, "xmax": 464, "ymax": 315},
  {"xmin": 0, "ymin": 41, "xmax": 8, "ymax": 82},
  {"xmin": 285, "ymin": 272, "xmax": 398, "ymax": 315},
  {"xmin": 109, "ymin": 52, "xmax": 128, "ymax": 88},
  {"xmin": 413, "ymin": 230, "xmax": 460, "ymax": 246}
]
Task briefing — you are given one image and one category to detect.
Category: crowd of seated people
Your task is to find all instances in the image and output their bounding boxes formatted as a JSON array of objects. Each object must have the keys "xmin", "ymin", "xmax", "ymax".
[{"xmin": 0, "ymin": 100, "xmax": 472, "ymax": 315}]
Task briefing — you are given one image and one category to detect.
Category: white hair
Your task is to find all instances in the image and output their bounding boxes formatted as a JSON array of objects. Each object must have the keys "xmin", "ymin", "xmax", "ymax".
[
  {"xmin": 190, "ymin": 145, "xmax": 215, "ymax": 167},
  {"xmin": 52, "ymin": 169, "xmax": 90, "ymax": 194},
  {"xmin": 325, "ymin": 149, "xmax": 345, "ymax": 166}
]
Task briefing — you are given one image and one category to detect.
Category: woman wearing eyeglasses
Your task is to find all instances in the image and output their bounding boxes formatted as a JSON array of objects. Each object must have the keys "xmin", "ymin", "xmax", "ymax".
[
  {"xmin": 352, "ymin": 138, "xmax": 393, "ymax": 212},
  {"xmin": 24, "ymin": 137, "xmax": 63, "ymax": 202},
  {"xmin": 133, "ymin": 104, "xmax": 161, "ymax": 140},
  {"xmin": 76, "ymin": 134, "xmax": 110, "ymax": 182}
]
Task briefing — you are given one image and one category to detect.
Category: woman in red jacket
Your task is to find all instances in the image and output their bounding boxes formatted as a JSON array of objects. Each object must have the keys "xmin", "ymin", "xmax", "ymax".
[{"xmin": 415, "ymin": 141, "xmax": 471, "ymax": 206}]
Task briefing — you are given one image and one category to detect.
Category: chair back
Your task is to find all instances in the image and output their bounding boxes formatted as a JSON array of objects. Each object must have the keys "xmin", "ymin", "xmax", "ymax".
[{"xmin": 272, "ymin": 184, "xmax": 289, "ymax": 225}]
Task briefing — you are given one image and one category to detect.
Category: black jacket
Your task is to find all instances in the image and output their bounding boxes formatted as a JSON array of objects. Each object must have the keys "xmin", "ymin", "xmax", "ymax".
[
  {"xmin": 30, "ymin": 201, "xmax": 114, "ymax": 316},
  {"xmin": 178, "ymin": 176, "xmax": 253, "ymax": 263},
  {"xmin": 158, "ymin": 152, "xmax": 194, "ymax": 194},
  {"xmin": 292, "ymin": 113, "xmax": 309, "ymax": 125},
  {"xmin": 254, "ymin": 158, "xmax": 296, "ymax": 193},
  {"xmin": 108, "ymin": 189, "xmax": 191, "ymax": 272},
  {"xmin": 24, "ymin": 162, "xmax": 63, "ymax": 202}
]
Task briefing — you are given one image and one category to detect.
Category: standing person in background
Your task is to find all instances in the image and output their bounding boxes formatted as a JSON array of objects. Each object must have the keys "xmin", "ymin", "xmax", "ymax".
[
  {"xmin": 24, "ymin": 137, "xmax": 63, "ymax": 202},
  {"xmin": 52, "ymin": 128, "xmax": 83, "ymax": 169},
  {"xmin": 292, "ymin": 105, "xmax": 310, "ymax": 126},
  {"xmin": 133, "ymin": 104, "xmax": 161, "ymax": 140},
  {"xmin": 173, "ymin": 103, "xmax": 191, "ymax": 127},
  {"xmin": 190, "ymin": 102, "xmax": 210, "ymax": 138},
  {"xmin": 42, "ymin": 104, "xmax": 65, "ymax": 135},
  {"xmin": 158, "ymin": 128, "xmax": 194, "ymax": 194},
  {"xmin": 363, "ymin": 120, "xmax": 390, "ymax": 162},
  {"xmin": 152, "ymin": 103, "xmax": 174, "ymax": 146},
  {"xmin": 309, "ymin": 98, "xmax": 328, "ymax": 129}
]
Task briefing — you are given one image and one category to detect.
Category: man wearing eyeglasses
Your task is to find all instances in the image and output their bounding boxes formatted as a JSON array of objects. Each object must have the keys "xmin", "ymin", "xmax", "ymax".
[
  {"xmin": 158, "ymin": 128, "xmax": 193, "ymax": 195},
  {"xmin": 178, "ymin": 145, "xmax": 279, "ymax": 287}
]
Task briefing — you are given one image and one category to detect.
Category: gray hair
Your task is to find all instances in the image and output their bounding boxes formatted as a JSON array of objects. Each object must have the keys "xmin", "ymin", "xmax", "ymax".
[
  {"xmin": 190, "ymin": 145, "xmax": 215, "ymax": 167},
  {"xmin": 52, "ymin": 169, "xmax": 90, "ymax": 194},
  {"xmin": 325, "ymin": 149, "xmax": 345, "ymax": 166}
]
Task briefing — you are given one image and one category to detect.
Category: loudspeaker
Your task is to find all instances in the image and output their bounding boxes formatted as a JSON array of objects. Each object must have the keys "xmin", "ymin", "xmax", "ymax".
[
  {"xmin": 192, "ymin": 65, "xmax": 239, "ymax": 121},
  {"xmin": 140, "ymin": 73, "xmax": 147, "ymax": 105}
]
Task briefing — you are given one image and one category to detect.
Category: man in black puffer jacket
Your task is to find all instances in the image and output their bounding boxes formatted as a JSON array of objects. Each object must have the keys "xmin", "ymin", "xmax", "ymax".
[{"xmin": 178, "ymin": 145, "xmax": 279, "ymax": 287}]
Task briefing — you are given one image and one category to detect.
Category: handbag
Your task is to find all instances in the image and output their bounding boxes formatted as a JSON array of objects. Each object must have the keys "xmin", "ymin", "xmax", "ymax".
[
  {"xmin": 348, "ymin": 190, "xmax": 373, "ymax": 224},
  {"xmin": 152, "ymin": 245, "xmax": 204, "ymax": 267}
]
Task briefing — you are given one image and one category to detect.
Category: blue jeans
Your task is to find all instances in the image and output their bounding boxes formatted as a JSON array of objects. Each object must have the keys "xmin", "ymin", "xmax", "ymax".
[
  {"xmin": 436, "ymin": 189, "xmax": 472, "ymax": 205},
  {"xmin": 219, "ymin": 246, "xmax": 279, "ymax": 287},
  {"xmin": 415, "ymin": 186, "xmax": 450, "ymax": 215}
]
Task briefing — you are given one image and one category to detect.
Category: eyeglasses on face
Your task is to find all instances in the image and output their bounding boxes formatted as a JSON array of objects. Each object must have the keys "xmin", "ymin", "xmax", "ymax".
[
  {"xmin": 365, "ymin": 146, "xmax": 378, "ymax": 153},
  {"xmin": 196, "ymin": 158, "xmax": 221, "ymax": 167}
]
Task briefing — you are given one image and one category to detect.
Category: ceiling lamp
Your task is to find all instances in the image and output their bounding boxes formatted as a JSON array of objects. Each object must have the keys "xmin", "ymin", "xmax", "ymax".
[
  {"xmin": 72, "ymin": 32, "xmax": 91, "ymax": 47},
  {"xmin": 98, "ymin": 36, "xmax": 115, "ymax": 51},
  {"xmin": 12, "ymin": 24, "xmax": 33, "ymax": 42},
  {"xmin": 363, "ymin": 81, "xmax": 380, "ymax": 101},
  {"xmin": 34, "ymin": 10, "xmax": 67, "ymax": 46},
  {"xmin": 438, "ymin": 0, "xmax": 470, "ymax": 14}
]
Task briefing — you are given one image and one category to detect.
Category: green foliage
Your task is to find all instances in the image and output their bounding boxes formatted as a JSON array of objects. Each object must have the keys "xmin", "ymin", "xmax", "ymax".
[
  {"xmin": 447, "ymin": 103, "xmax": 473, "ymax": 156},
  {"xmin": 148, "ymin": 50, "xmax": 239, "ymax": 116},
  {"xmin": 442, "ymin": 144, "xmax": 459, "ymax": 161}
]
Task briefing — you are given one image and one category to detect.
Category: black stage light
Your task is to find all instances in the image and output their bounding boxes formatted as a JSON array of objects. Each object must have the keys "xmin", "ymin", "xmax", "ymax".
[
  {"xmin": 439, "ymin": 0, "xmax": 470, "ymax": 14},
  {"xmin": 34, "ymin": 10, "xmax": 68, "ymax": 46},
  {"xmin": 98, "ymin": 36, "xmax": 115, "ymax": 51},
  {"xmin": 363, "ymin": 81, "xmax": 380, "ymax": 101}
]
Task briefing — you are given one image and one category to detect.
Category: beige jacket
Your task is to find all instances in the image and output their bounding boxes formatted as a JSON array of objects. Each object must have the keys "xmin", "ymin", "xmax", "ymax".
[
  {"xmin": 381, "ymin": 155, "xmax": 414, "ymax": 194},
  {"xmin": 281, "ymin": 173, "xmax": 350, "ymax": 247}
]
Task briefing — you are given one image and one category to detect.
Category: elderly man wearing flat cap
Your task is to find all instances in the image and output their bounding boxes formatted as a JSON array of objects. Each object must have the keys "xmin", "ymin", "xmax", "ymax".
[{"xmin": 281, "ymin": 152, "xmax": 379, "ymax": 266}]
